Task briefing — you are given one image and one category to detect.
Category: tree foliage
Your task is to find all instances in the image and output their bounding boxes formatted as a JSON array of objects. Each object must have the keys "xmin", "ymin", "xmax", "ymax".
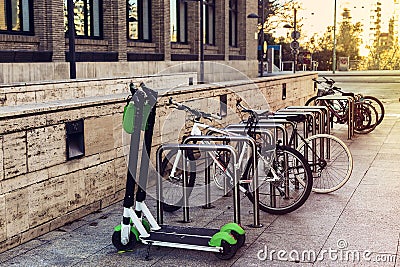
[
  {"xmin": 362, "ymin": 18, "xmax": 400, "ymax": 70},
  {"xmin": 302, "ymin": 26, "xmax": 335, "ymax": 70},
  {"xmin": 336, "ymin": 21, "xmax": 362, "ymax": 60},
  {"xmin": 260, "ymin": 0, "xmax": 303, "ymax": 38},
  {"xmin": 302, "ymin": 19, "xmax": 362, "ymax": 71}
]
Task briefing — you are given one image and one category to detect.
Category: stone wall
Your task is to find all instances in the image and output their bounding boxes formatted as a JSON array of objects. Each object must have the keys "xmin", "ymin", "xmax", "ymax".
[
  {"xmin": 0, "ymin": 72, "xmax": 317, "ymax": 252},
  {"xmin": 0, "ymin": 60, "xmax": 258, "ymax": 84}
]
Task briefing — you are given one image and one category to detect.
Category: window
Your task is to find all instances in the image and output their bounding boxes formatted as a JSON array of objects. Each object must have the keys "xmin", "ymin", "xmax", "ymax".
[
  {"xmin": 203, "ymin": 0, "xmax": 215, "ymax": 45},
  {"xmin": 229, "ymin": 0, "xmax": 237, "ymax": 47},
  {"xmin": 170, "ymin": 0, "xmax": 187, "ymax": 43},
  {"xmin": 0, "ymin": 0, "xmax": 33, "ymax": 34},
  {"xmin": 64, "ymin": 0, "xmax": 103, "ymax": 38},
  {"xmin": 127, "ymin": 0, "xmax": 151, "ymax": 41}
]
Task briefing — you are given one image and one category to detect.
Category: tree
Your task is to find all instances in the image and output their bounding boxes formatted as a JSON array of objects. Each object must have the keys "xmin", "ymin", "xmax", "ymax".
[
  {"xmin": 336, "ymin": 21, "xmax": 362, "ymax": 61},
  {"xmin": 301, "ymin": 17, "xmax": 363, "ymax": 71},
  {"xmin": 302, "ymin": 26, "xmax": 335, "ymax": 71},
  {"xmin": 259, "ymin": 0, "xmax": 302, "ymax": 39}
]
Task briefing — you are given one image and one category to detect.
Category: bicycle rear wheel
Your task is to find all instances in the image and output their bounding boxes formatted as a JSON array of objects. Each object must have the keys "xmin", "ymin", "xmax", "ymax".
[
  {"xmin": 160, "ymin": 149, "xmax": 197, "ymax": 212},
  {"xmin": 297, "ymin": 134, "xmax": 353, "ymax": 193},
  {"xmin": 242, "ymin": 146, "xmax": 313, "ymax": 215},
  {"xmin": 354, "ymin": 102, "xmax": 378, "ymax": 134},
  {"xmin": 362, "ymin": 95, "xmax": 384, "ymax": 125}
]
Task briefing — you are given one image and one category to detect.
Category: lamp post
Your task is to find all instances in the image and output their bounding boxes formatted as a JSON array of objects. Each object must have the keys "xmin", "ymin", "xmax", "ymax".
[
  {"xmin": 248, "ymin": 0, "xmax": 266, "ymax": 77},
  {"xmin": 247, "ymin": 13, "xmax": 262, "ymax": 77},
  {"xmin": 67, "ymin": 0, "xmax": 76, "ymax": 79},
  {"xmin": 259, "ymin": 0, "xmax": 265, "ymax": 77},
  {"xmin": 184, "ymin": 0, "xmax": 204, "ymax": 83},
  {"xmin": 199, "ymin": 0, "xmax": 204, "ymax": 83},
  {"xmin": 284, "ymin": 7, "xmax": 298, "ymax": 73},
  {"xmin": 332, "ymin": 0, "xmax": 337, "ymax": 73}
]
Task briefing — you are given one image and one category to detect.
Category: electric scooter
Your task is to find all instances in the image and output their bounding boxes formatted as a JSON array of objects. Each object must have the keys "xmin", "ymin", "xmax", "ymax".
[{"xmin": 112, "ymin": 83, "xmax": 245, "ymax": 260}]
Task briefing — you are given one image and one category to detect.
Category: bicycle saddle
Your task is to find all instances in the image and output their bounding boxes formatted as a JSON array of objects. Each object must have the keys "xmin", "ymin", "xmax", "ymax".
[
  {"xmin": 254, "ymin": 109, "xmax": 271, "ymax": 118},
  {"xmin": 285, "ymin": 114, "xmax": 307, "ymax": 123},
  {"xmin": 341, "ymin": 92, "xmax": 355, "ymax": 97}
]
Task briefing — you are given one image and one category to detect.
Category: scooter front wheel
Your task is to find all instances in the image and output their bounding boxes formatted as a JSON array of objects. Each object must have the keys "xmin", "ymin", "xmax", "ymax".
[{"xmin": 112, "ymin": 229, "xmax": 136, "ymax": 252}]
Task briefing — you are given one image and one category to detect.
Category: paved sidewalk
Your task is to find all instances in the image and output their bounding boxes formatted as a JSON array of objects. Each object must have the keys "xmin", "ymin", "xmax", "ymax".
[{"xmin": 0, "ymin": 98, "xmax": 399, "ymax": 266}]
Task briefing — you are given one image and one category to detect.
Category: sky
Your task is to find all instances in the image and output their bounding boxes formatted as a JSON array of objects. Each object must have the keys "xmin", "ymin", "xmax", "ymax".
[{"xmin": 278, "ymin": 0, "xmax": 397, "ymax": 39}]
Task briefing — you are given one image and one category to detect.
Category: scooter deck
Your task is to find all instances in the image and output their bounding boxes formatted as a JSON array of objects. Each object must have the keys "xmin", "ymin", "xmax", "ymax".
[{"xmin": 144, "ymin": 225, "xmax": 219, "ymax": 247}]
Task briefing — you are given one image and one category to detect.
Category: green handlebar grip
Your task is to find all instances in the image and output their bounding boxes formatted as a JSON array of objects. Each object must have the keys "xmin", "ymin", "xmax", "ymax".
[{"xmin": 123, "ymin": 103, "xmax": 136, "ymax": 134}]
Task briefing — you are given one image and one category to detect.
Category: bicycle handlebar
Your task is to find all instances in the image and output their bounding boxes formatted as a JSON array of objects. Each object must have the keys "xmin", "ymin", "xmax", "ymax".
[
  {"xmin": 236, "ymin": 100, "xmax": 274, "ymax": 120},
  {"xmin": 168, "ymin": 97, "xmax": 222, "ymax": 120}
]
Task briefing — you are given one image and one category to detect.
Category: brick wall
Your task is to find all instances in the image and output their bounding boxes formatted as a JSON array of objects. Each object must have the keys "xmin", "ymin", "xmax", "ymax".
[{"xmin": 0, "ymin": 0, "xmax": 257, "ymax": 63}]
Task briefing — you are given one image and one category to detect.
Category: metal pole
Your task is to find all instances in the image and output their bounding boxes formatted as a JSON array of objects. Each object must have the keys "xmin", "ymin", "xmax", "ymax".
[
  {"xmin": 260, "ymin": 0, "xmax": 265, "ymax": 77},
  {"xmin": 199, "ymin": 0, "xmax": 205, "ymax": 83},
  {"xmin": 67, "ymin": 0, "xmax": 76, "ymax": 79},
  {"xmin": 293, "ymin": 8, "xmax": 297, "ymax": 74},
  {"xmin": 332, "ymin": 0, "xmax": 337, "ymax": 74}
]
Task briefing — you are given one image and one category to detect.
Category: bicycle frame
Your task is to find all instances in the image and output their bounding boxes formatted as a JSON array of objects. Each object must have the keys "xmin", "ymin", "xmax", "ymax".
[
  {"xmin": 287, "ymin": 122, "xmax": 330, "ymax": 176},
  {"xmin": 168, "ymin": 122, "xmax": 249, "ymax": 190},
  {"xmin": 319, "ymin": 98, "xmax": 349, "ymax": 124},
  {"xmin": 167, "ymin": 120, "xmax": 279, "ymax": 193}
]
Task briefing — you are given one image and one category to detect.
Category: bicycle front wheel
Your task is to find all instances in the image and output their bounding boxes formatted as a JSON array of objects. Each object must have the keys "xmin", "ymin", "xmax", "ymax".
[
  {"xmin": 212, "ymin": 150, "xmax": 234, "ymax": 190},
  {"xmin": 160, "ymin": 149, "xmax": 197, "ymax": 212},
  {"xmin": 242, "ymin": 146, "xmax": 313, "ymax": 215},
  {"xmin": 297, "ymin": 134, "xmax": 353, "ymax": 193}
]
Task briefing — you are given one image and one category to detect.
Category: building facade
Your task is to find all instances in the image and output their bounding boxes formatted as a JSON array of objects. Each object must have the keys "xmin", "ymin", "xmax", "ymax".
[{"xmin": 0, "ymin": 0, "xmax": 258, "ymax": 83}]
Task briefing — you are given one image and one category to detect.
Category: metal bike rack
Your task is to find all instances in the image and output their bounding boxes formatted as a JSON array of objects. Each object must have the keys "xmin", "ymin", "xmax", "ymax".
[
  {"xmin": 183, "ymin": 135, "xmax": 262, "ymax": 228},
  {"xmin": 253, "ymin": 120, "xmax": 297, "ymax": 147},
  {"xmin": 223, "ymin": 125, "xmax": 297, "ymax": 212},
  {"xmin": 282, "ymin": 108, "xmax": 324, "ymax": 134},
  {"xmin": 273, "ymin": 110, "xmax": 323, "ymax": 173},
  {"xmin": 315, "ymin": 95, "xmax": 355, "ymax": 139},
  {"xmin": 225, "ymin": 123, "xmax": 288, "ymax": 146},
  {"xmin": 275, "ymin": 110, "xmax": 315, "ymax": 133},
  {"xmin": 156, "ymin": 144, "xmax": 241, "ymax": 225},
  {"xmin": 285, "ymin": 106, "xmax": 330, "ymax": 135},
  {"xmin": 271, "ymin": 111, "xmax": 316, "ymax": 142}
]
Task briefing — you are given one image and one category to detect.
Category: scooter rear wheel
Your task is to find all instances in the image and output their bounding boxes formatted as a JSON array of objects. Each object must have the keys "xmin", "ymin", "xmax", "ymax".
[{"xmin": 214, "ymin": 240, "xmax": 238, "ymax": 260}]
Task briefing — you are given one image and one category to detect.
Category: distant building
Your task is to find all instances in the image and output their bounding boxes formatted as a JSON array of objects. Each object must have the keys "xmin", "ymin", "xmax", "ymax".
[{"xmin": 394, "ymin": 0, "xmax": 400, "ymax": 44}]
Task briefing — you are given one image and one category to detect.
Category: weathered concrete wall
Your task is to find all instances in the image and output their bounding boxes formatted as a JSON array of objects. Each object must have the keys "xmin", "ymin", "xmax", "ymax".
[
  {"xmin": 0, "ymin": 72, "xmax": 317, "ymax": 252},
  {"xmin": 0, "ymin": 60, "xmax": 258, "ymax": 84}
]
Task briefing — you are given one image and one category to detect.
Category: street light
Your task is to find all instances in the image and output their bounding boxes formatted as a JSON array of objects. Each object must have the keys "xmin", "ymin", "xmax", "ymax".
[
  {"xmin": 283, "ymin": 6, "xmax": 298, "ymax": 73},
  {"xmin": 66, "ymin": 0, "xmax": 76, "ymax": 79},
  {"xmin": 247, "ymin": 12, "xmax": 265, "ymax": 76},
  {"xmin": 184, "ymin": 0, "xmax": 204, "ymax": 83},
  {"xmin": 256, "ymin": 0, "xmax": 266, "ymax": 77},
  {"xmin": 333, "ymin": 0, "xmax": 337, "ymax": 73}
]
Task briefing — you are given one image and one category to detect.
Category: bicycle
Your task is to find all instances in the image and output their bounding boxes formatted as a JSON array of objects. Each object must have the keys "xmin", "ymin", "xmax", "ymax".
[
  {"xmin": 309, "ymin": 77, "xmax": 385, "ymax": 126},
  {"xmin": 306, "ymin": 77, "xmax": 382, "ymax": 134},
  {"xmin": 237, "ymin": 102, "xmax": 353, "ymax": 194},
  {"xmin": 160, "ymin": 98, "xmax": 313, "ymax": 215}
]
